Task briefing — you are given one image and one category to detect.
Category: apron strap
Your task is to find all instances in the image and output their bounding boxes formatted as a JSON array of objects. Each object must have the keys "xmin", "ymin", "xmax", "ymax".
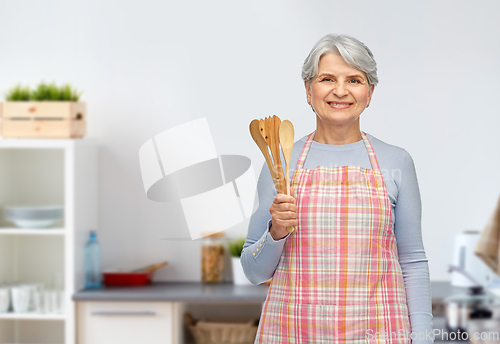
[
  {"xmin": 296, "ymin": 131, "xmax": 315, "ymax": 170},
  {"xmin": 361, "ymin": 131, "xmax": 381, "ymax": 172},
  {"xmin": 296, "ymin": 131, "xmax": 382, "ymax": 172}
]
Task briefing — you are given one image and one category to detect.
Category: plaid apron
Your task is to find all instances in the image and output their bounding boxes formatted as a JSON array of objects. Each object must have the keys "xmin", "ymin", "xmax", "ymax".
[{"xmin": 254, "ymin": 131, "xmax": 411, "ymax": 344}]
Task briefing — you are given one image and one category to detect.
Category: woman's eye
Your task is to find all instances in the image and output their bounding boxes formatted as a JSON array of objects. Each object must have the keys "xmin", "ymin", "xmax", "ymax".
[
  {"xmin": 349, "ymin": 79, "xmax": 360, "ymax": 84},
  {"xmin": 321, "ymin": 78, "xmax": 333, "ymax": 82}
]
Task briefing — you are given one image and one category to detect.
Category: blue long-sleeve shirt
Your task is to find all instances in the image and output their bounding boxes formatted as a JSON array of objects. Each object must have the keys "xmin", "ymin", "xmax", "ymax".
[{"xmin": 242, "ymin": 132, "xmax": 434, "ymax": 343}]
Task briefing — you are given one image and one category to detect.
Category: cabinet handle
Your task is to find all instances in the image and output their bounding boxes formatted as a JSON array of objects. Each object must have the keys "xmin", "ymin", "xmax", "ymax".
[{"xmin": 91, "ymin": 311, "xmax": 157, "ymax": 316}]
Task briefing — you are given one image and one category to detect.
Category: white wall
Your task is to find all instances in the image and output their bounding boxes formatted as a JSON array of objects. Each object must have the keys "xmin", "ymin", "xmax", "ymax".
[{"xmin": 1, "ymin": 0, "xmax": 499, "ymax": 282}]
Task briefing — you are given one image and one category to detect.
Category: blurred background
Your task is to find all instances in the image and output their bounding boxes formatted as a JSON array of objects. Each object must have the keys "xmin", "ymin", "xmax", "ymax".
[{"xmin": 1, "ymin": 0, "xmax": 499, "ymax": 343}]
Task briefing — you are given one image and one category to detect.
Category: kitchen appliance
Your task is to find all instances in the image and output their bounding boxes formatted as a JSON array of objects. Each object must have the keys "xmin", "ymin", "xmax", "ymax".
[
  {"xmin": 452, "ymin": 230, "xmax": 493, "ymax": 287},
  {"xmin": 445, "ymin": 265, "xmax": 497, "ymax": 337}
]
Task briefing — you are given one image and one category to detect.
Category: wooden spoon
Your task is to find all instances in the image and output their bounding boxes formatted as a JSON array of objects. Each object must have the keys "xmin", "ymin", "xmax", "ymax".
[
  {"xmin": 249, "ymin": 120, "xmax": 278, "ymax": 188},
  {"xmin": 131, "ymin": 261, "xmax": 168, "ymax": 273},
  {"xmin": 263, "ymin": 117, "xmax": 276, "ymax": 188},
  {"xmin": 273, "ymin": 116, "xmax": 286, "ymax": 193},
  {"xmin": 265, "ymin": 117, "xmax": 285, "ymax": 194},
  {"xmin": 259, "ymin": 119, "xmax": 266, "ymax": 141},
  {"xmin": 279, "ymin": 120, "xmax": 297, "ymax": 234},
  {"xmin": 279, "ymin": 120, "xmax": 294, "ymax": 196}
]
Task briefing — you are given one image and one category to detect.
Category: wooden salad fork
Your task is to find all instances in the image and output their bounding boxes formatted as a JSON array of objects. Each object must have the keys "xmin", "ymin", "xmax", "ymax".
[
  {"xmin": 279, "ymin": 120, "xmax": 297, "ymax": 234},
  {"xmin": 249, "ymin": 120, "xmax": 277, "ymax": 189}
]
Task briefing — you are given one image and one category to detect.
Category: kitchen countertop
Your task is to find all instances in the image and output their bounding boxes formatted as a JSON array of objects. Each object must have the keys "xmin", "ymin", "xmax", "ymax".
[
  {"xmin": 73, "ymin": 280, "xmax": 460, "ymax": 303},
  {"xmin": 73, "ymin": 281, "xmax": 270, "ymax": 302},
  {"xmin": 431, "ymin": 281, "xmax": 472, "ymax": 302},
  {"xmin": 74, "ymin": 281, "xmax": 487, "ymax": 343}
]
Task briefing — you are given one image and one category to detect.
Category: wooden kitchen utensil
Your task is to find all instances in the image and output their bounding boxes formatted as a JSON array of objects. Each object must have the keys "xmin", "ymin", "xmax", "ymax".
[
  {"xmin": 260, "ymin": 117, "xmax": 282, "ymax": 191},
  {"xmin": 264, "ymin": 116, "xmax": 285, "ymax": 194},
  {"xmin": 279, "ymin": 120, "xmax": 293, "ymax": 196},
  {"xmin": 132, "ymin": 261, "xmax": 168, "ymax": 273},
  {"xmin": 259, "ymin": 118, "xmax": 266, "ymax": 141},
  {"xmin": 250, "ymin": 120, "xmax": 278, "ymax": 189},
  {"xmin": 273, "ymin": 115, "xmax": 286, "ymax": 194},
  {"xmin": 250, "ymin": 116, "xmax": 297, "ymax": 234},
  {"xmin": 279, "ymin": 120, "xmax": 297, "ymax": 234},
  {"xmin": 474, "ymin": 193, "xmax": 500, "ymax": 274}
]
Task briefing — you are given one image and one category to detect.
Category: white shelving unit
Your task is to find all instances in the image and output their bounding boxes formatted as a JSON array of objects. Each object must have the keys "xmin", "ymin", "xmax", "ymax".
[
  {"xmin": 0, "ymin": 313, "xmax": 66, "ymax": 321},
  {"xmin": 0, "ymin": 139, "xmax": 97, "ymax": 344},
  {"xmin": 0, "ymin": 229, "xmax": 65, "ymax": 235}
]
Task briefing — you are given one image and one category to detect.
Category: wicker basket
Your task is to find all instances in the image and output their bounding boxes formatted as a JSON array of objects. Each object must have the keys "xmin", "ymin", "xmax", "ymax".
[{"xmin": 184, "ymin": 312, "xmax": 259, "ymax": 344}]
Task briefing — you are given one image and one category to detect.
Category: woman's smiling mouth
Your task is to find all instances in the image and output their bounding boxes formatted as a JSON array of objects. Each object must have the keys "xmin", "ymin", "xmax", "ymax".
[{"xmin": 327, "ymin": 102, "xmax": 352, "ymax": 109}]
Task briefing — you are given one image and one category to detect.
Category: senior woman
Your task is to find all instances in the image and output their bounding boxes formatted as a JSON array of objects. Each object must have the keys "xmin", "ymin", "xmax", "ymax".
[{"xmin": 241, "ymin": 34, "xmax": 433, "ymax": 343}]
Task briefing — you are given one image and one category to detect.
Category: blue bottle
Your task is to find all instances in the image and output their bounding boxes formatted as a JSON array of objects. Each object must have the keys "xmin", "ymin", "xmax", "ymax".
[{"xmin": 84, "ymin": 230, "xmax": 102, "ymax": 289}]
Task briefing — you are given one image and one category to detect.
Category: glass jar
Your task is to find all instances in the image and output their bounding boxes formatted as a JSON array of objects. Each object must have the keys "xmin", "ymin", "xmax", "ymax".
[{"xmin": 201, "ymin": 232, "xmax": 225, "ymax": 283}]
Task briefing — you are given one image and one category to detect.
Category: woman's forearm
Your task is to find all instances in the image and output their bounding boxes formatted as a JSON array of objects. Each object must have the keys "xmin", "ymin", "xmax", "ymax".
[
  {"xmin": 394, "ymin": 150, "xmax": 433, "ymax": 342},
  {"xmin": 399, "ymin": 248, "xmax": 434, "ymax": 343},
  {"xmin": 242, "ymin": 164, "xmax": 290, "ymax": 284},
  {"xmin": 241, "ymin": 222, "xmax": 289, "ymax": 284}
]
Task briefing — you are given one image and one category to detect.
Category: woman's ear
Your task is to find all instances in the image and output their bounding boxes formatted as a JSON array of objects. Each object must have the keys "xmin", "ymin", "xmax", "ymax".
[
  {"xmin": 368, "ymin": 84, "xmax": 375, "ymax": 103},
  {"xmin": 304, "ymin": 80, "xmax": 311, "ymax": 104}
]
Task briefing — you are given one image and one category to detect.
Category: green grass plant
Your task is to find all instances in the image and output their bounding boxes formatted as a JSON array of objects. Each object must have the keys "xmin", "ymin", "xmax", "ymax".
[
  {"xmin": 228, "ymin": 237, "xmax": 246, "ymax": 258},
  {"xmin": 5, "ymin": 82, "xmax": 82, "ymax": 101},
  {"xmin": 6, "ymin": 84, "xmax": 31, "ymax": 101}
]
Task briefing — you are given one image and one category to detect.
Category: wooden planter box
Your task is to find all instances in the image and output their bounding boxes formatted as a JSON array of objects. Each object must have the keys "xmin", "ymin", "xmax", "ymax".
[{"xmin": 0, "ymin": 102, "xmax": 87, "ymax": 138}]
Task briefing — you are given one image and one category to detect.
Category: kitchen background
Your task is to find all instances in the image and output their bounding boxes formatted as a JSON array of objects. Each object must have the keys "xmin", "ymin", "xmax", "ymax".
[{"xmin": 1, "ymin": 0, "xmax": 499, "ymax": 283}]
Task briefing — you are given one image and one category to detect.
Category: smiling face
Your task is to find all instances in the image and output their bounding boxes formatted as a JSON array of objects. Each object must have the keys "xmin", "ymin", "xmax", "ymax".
[{"xmin": 305, "ymin": 53, "xmax": 374, "ymax": 135}]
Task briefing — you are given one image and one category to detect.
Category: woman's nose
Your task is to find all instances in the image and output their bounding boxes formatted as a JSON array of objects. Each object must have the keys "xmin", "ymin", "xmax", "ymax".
[{"xmin": 332, "ymin": 83, "xmax": 348, "ymax": 98}]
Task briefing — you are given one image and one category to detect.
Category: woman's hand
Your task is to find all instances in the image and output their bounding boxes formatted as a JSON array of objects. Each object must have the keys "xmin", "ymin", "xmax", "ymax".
[{"xmin": 269, "ymin": 193, "xmax": 298, "ymax": 240}]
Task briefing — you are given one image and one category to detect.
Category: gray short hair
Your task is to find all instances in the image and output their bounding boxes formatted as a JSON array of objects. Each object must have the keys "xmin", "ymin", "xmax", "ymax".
[{"xmin": 301, "ymin": 34, "xmax": 378, "ymax": 87}]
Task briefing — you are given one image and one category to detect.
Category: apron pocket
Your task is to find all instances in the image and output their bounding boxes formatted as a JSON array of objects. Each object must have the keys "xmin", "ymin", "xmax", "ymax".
[{"xmin": 256, "ymin": 300, "xmax": 411, "ymax": 344}]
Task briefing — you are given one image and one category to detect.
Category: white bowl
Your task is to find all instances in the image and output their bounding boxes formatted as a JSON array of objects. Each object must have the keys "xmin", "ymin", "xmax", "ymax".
[
  {"xmin": 11, "ymin": 219, "xmax": 59, "ymax": 228},
  {"xmin": 4, "ymin": 206, "xmax": 64, "ymax": 229}
]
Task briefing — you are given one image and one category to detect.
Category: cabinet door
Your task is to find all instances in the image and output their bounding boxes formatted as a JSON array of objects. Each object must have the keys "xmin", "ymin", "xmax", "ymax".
[{"xmin": 77, "ymin": 302, "xmax": 174, "ymax": 344}]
